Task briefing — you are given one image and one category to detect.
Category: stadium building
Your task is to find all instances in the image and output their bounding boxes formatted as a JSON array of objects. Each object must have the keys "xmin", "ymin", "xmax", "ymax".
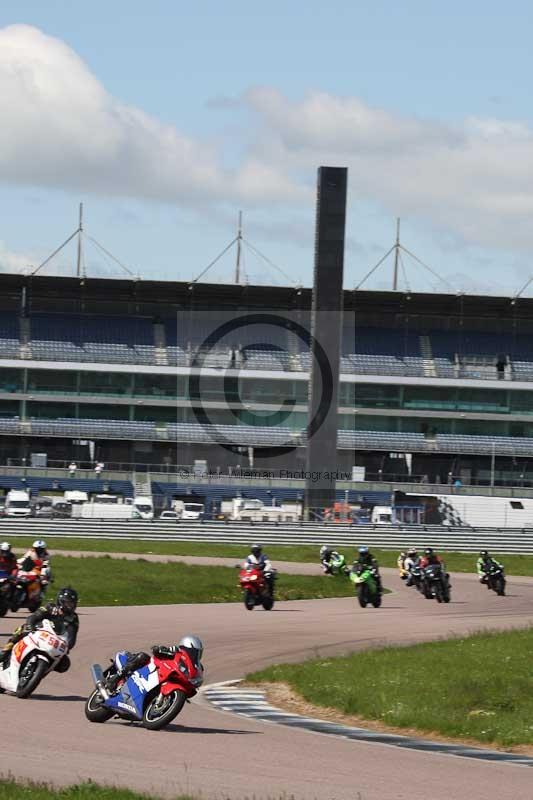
[{"xmin": 1, "ymin": 272, "xmax": 533, "ymax": 511}]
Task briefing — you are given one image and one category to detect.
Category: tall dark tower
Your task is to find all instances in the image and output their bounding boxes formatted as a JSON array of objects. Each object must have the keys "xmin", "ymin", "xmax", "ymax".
[{"xmin": 305, "ymin": 166, "xmax": 348, "ymax": 514}]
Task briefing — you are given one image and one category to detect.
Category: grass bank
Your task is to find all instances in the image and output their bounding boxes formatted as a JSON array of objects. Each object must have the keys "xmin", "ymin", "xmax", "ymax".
[
  {"xmin": 248, "ymin": 627, "xmax": 533, "ymax": 747},
  {"xmin": 50, "ymin": 555, "xmax": 359, "ymax": 606},
  {"xmin": 0, "ymin": 780, "xmax": 194, "ymax": 800},
  {"xmin": 7, "ymin": 536, "xmax": 533, "ymax": 576}
]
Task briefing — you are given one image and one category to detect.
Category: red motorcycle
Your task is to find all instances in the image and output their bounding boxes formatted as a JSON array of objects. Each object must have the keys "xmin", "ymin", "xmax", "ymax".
[{"xmin": 238, "ymin": 566, "xmax": 275, "ymax": 611}]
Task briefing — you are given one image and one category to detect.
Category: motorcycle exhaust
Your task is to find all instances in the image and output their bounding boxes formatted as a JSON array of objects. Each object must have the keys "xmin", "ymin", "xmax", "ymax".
[{"xmin": 90, "ymin": 663, "xmax": 110, "ymax": 700}]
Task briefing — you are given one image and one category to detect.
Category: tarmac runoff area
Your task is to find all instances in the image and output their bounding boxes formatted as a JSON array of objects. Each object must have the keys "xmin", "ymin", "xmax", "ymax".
[{"xmin": 2, "ymin": 567, "xmax": 533, "ymax": 800}]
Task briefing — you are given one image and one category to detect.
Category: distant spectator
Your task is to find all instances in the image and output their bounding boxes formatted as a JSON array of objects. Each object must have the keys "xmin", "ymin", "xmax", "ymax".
[
  {"xmin": 68, "ymin": 461, "xmax": 77, "ymax": 478},
  {"xmin": 454, "ymin": 478, "xmax": 462, "ymax": 489},
  {"xmin": 94, "ymin": 461, "xmax": 104, "ymax": 477}
]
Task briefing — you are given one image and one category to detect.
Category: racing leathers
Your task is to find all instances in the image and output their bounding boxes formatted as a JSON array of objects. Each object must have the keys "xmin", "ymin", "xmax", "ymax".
[
  {"xmin": 244, "ymin": 552, "xmax": 276, "ymax": 594},
  {"xmin": 0, "ymin": 550, "xmax": 18, "ymax": 578},
  {"xmin": 106, "ymin": 645, "xmax": 180, "ymax": 693},
  {"xmin": 1, "ymin": 602, "xmax": 79, "ymax": 670},
  {"xmin": 477, "ymin": 556, "xmax": 503, "ymax": 583},
  {"xmin": 321, "ymin": 550, "xmax": 343, "ymax": 575},
  {"xmin": 356, "ymin": 552, "xmax": 382, "ymax": 593},
  {"xmin": 18, "ymin": 548, "xmax": 51, "ymax": 584}
]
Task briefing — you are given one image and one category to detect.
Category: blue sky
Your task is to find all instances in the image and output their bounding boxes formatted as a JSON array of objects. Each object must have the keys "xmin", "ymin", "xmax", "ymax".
[{"xmin": 0, "ymin": 2, "xmax": 532, "ymax": 293}]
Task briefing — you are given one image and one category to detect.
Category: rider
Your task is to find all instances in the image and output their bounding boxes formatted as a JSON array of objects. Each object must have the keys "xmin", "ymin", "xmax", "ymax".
[
  {"xmin": 244, "ymin": 543, "xmax": 275, "ymax": 594},
  {"xmin": 18, "ymin": 540, "xmax": 51, "ymax": 572},
  {"xmin": 0, "ymin": 542, "xmax": 18, "ymax": 577},
  {"xmin": 404, "ymin": 548, "xmax": 420, "ymax": 586},
  {"xmin": 397, "ymin": 551, "xmax": 408, "ymax": 579},
  {"xmin": 320, "ymin": 545, "xmax": 343, "ymax": 575},
  {"xmin": 355, "ymin": 546, "xmax": 382, "ymax": 592},
  {"xmin": 476, "ymin": 550, "xmax": 503, "ymax": 583},
  {"xmin": 105, "ymin": 635, "xmax": 204, "ymax": 694},
  {"xmin": 420, "ymin": 548, "xmax": 451, "ymax": 587},
  {"xmin": 0, "ymin": 587, "xmax": 79, "ymax": 671}
]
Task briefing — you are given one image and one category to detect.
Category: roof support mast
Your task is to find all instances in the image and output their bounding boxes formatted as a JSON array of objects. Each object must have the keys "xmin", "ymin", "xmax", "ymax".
[
  {"xmin": 76, "ymin": 202, "xmax": 84, "ymax": 278},
  {"xmin": 392, "ymin": 217, "xmax": 400, "ymax": 291},
  {"xmin": 235, "ymin": 210, "xmax": 243, "ymax": 284}
]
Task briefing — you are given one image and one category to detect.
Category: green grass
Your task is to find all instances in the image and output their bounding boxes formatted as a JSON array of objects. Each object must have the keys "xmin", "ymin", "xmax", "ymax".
[
  {"xmin": 248, "ymin": 627, "xmax": 533, "ymax": 747},
  {"xmin": 50, "ymin": 555, "xmax": 360, "ymax": 606},
  {"xmin": 0, "ymin": 779, "xmax": 194, "ymax": 800},
  {"xmin": 13, "ymin": 536, "xmax": 533, "ymax": 577}
]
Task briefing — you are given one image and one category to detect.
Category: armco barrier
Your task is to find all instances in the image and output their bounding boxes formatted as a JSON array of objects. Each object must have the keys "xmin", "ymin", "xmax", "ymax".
[{"xmin": 2, "ymin": 519, "xmax": 533, "ymax": 553}]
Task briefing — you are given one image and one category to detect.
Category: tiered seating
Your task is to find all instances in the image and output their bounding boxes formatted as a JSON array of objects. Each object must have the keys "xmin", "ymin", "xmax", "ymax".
[
  {"xmin": 29, "ymin": 314, "xmax": 156, "ymax": 364},
  {"xmin": 0, "ymin": 313, "xmax": 20, "ymax": 358}
]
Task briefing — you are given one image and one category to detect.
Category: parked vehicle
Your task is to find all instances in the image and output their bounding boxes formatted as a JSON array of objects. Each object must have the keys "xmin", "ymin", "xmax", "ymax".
[
  {"xmin": 485, "ymin": 563, "xmax": 506, "ymax": 596},
  {"xmin": 5, "ymin": 490, "xmax": 31, "ymax": 518},
  {"xmin": 52, "ymin": 501, "xmax": 72, "ymax": 519},
  {"xmin": 229, "ymin": 498, "xmax": 299, "ymax": 523},
  {"xmin": 173, "ymin": 501, "xmax": 204, "ymax": 520},
  {"xmin": 63, "ymin": 490, "xmax": 88, "ymax": 505},
  {"xmin": 85, "ymin": 641, "xmax": 204, "ymax": 730},
  {"xmin": 71, "ymin": 495, "xmax": 153, "ymax": 520},
  {"xmin": 0, "ymin": 618, "xmax": 70, "ymax": 698},
  {"xmin": 422, "ymin": 563, "xmax": 450, "ymax": 603},
  {"xmin": 159, "ymin": 511, "xmax": 179, "ymax": 521},
  {"xmin": 238, "ymin": 565, "xmax": 275, "ymax": 611},
  {"xmin": 350, "ymin": 564, "xmax": 382, "ymax": 608}
]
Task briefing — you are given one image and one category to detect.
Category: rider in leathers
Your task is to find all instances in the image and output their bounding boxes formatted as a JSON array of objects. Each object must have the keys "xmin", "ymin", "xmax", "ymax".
[
  {"xmin": 1, "ymin": 587, "xmax": 79, "ymax": 671},
  {"xmin": 244, "ymin": 544, "xmax": 275, "ymax": 594},
  {"xmin": 356, "ymin": 546, "xmax": 382, "ymax": 593},
  {"xmin": 106, "ymin": 636, "xmax": 204, "ymax": 694}
]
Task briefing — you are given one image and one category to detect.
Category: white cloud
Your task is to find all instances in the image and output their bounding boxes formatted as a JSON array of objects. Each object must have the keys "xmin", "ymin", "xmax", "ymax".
[
  {"xmin": 240, "ymin": 88, "xmax": 533, "ymax": 252},
  {"xmin": 0, "ymin": 241, "xmax": 35, "ymax": 272},
  {"xmin": 0, "ymin": 25, "xmax": 301, "ymax": 208},
  {"xmin": 2, "ymin": 25, "xmax": 533, "ymax": 262}
]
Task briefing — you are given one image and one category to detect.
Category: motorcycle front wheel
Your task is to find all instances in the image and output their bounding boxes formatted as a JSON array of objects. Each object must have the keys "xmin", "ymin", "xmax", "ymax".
[
  {"xmin": 497, "ymin": 577, "xmax": 506, "ymax": 596},
  {"xmin": 357, "ymin": 585, "xmax": 368, "ymax": 608},
  {"xmin": 16, "ymin": 657, "xmax": 48, "ymax": 698},
  {"xmin": 143, "ymin": 689, "xmax": 186, "ymax": 730},
  {"xmin": 244, "ymin": 591, "xmax": 255, "ymax": 610}
]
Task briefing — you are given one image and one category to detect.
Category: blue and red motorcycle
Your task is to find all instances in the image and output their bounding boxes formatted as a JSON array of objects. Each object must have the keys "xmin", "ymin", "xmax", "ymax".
[{"xmin": 84, "ymin": 637, "xmax": 204, "ymax": 730}]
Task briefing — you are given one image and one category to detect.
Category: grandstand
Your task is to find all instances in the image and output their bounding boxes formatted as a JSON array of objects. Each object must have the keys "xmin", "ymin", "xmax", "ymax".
[{"xmin": 2, "ymin": 273, "xmax": 533, "ymax": 498}]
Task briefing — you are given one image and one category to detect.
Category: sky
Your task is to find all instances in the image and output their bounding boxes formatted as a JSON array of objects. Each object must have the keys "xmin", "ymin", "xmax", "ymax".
[{"xmin": 0, "ymin": 1, "xmax": 532, "ymax": 294}]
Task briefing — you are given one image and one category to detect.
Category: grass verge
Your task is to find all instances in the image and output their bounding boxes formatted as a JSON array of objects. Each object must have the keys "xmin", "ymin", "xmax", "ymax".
[
  {"xmin": 49, "ymin": 555, "xmax": 360, "ymax": 606},
  {"xmin": 0, "ymin": 779, "xmax": 194, "ymax": 800},
  {"xmin": 7, "ymin": 536, "xmax": 533, "ymax": 576},
  {"xmin": 248, "ymin": 627, "xmax": 533, "ymax": 747}
]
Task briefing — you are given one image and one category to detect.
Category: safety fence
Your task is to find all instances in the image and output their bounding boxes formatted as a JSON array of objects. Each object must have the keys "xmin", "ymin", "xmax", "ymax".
[{"xmin": 2, "ymin": 519, "xmax": 533, "ymax": 553}]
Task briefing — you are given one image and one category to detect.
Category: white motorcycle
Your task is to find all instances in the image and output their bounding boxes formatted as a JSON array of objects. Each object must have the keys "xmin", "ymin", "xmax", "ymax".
[{"xmin": 0, "ymin": 619, "xmax": 69, "ymax": 698}]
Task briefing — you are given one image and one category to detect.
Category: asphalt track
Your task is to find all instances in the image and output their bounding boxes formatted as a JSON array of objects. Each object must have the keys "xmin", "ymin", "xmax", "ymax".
[{"xmin": 2, "ymin": 568, "xmax": 533, "ymax": 800}]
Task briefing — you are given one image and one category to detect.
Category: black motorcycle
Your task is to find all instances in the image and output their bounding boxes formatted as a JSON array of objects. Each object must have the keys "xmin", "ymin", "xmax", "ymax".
[
  {"xmin": 484, "ymin": 563, "xmax": 506, "ymax": 596},
  {"xmin": 0, "ymin": 574, "xmax": 14, "ymax": 617},
  {"xmin": 407, "ymin": 563, "xmax": 424, "ymax": 593},
  {"xmin": 422, "ymin": 563, "xmax": 450, "ymax": 604}
]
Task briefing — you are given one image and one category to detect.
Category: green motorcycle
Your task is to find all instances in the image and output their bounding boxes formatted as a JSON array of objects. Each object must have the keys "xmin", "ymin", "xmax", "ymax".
[
  {"xmin": 350, "ymin": 564, "xmax": 382, "ymax": 608},
  {"xmin": 329, "ymin": 553, "xmax": 348, "ymax": 576}
]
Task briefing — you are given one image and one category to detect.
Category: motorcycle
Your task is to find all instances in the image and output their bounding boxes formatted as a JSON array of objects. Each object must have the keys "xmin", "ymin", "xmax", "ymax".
[
  {"xmin": 0, "ymin": 572, "xmax": 15, "ymax": 617},
  {"xmin": 350, "ymin": 565, "xmax": 382, "ymax": 608},
  {"xmin": 422, "ymin": 563, "xmax": 450, "ymax": 603},
  {"xmin": 407, "ymin": 563, "xmax": 424, "ymax": 593},
  {"xmin": 85, "ymin": 646, "xmax": 204, "ymax": 730},
  {"xmin": 324, "ymin": 553, "xmax": 349, "ymax": 576},
  {"xmin": 484, "ymin": 563, "xmax": 506, "ymax": 596},
  {"xmin": 10, "ymin": 566, "xmax": 50, "ymax": 613},
  {"xmin": 0, "ymin": 618, "xmax": 70, "ymax": 698},
  {"xmin": 238, "ymin": 566, "xmax": 275, "ymax": 611}
]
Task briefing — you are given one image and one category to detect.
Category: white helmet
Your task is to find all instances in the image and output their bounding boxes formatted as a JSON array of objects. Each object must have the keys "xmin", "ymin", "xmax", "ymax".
[
  {"xmin": 32, "ymin": 540, "xmax": 47, "ymax": 555},
  {"xmin": 320, "ymin": 545, "xmax": 331, "ymax": 559},
  {"xmin": 179, "ymin": 634, "xmax": 203, "ymax": 666},
  {"xmin": 0, "ymin": 542, "xmax": 11, "ymax": 552}
]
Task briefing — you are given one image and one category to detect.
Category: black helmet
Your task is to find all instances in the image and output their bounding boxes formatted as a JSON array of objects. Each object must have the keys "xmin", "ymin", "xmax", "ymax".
[
  {"xmin": 424, "ymin": 548, "xmax": 434, "ymax": 557},
  {"xmin": 480, "ymin": 550, "xmax": 489, "ymax": 559},
  {"xmin": 57, "ymin": 587, "xmax": 78, "ymax": 613},
  {"xmin": 251, "ymin": 543, "xmax": 262, "ymax": 558}
]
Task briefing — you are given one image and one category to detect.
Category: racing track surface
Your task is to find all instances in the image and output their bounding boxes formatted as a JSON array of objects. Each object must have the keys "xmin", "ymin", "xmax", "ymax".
[{"xmin": 2, "ymin": 569, "xmax": 533, "ymax": 800}]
